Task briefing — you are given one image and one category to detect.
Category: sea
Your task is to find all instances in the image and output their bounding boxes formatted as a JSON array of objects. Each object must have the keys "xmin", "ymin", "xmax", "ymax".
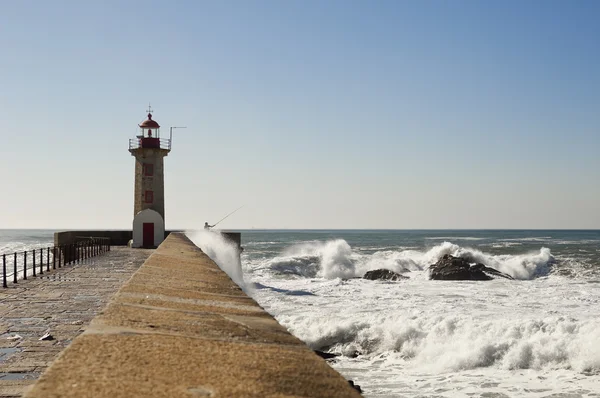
[
  {"xmin": 189, "ymin": 229, "xmax": 600, "ymax": 398},
  {"xmin": 3, "ymin": 229, "xmax": 600, "ymax": 397}
]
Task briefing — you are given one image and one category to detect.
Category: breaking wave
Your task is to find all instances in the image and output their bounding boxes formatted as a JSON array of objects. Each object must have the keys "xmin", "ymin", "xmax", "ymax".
[
  {"xmin": 281, "ymin": 314, "xmax": 600, "ymax": 373},
  {"xmin": 261, "ymin": 240, "xmax": 555, "ymax": 280},
  {"xmin": 186, "ymin": 230, "xmax": 247, "ymax": 291}
]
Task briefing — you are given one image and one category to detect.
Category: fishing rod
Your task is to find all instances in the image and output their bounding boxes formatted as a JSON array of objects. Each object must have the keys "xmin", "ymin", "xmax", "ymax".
[{"xmin": 212, "ymin": 205, "xmax": 244, "ymax": 227}]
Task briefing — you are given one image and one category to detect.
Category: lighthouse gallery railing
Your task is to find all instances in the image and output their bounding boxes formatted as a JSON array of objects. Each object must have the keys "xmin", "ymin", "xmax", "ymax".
[{"xmin": 129, "ymin": 137, "xmax": 172, "ymax": 150}]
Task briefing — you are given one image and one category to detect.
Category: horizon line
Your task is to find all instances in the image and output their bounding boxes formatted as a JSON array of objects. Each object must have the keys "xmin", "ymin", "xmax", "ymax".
[{"xmin": 2, "ymin": 228, "xmax": 600, "ymax": 232}]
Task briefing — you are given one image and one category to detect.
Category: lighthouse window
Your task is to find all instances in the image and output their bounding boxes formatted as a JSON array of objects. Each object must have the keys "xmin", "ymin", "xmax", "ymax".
[
  {"xmin": 145, "ymin": 191, "xmax": 154, "ymax": 204},
  {"xmin": 144, "ymin": 164, "xmax": 154, "ymax": 176}
]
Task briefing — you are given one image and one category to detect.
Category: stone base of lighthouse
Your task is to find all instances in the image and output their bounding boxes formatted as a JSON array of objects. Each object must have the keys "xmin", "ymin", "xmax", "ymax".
[{"xmin": 132, "ymin": 209, "xmax": 165, "ymax": 248}]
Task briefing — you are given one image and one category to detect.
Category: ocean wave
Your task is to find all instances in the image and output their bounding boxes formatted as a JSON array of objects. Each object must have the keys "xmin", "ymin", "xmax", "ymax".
[
  {"xmin": 425, "ymin": 237, "xmax": 488, "ymax": 241},
  {"xmin": 260, "ymin": 240, "xmax": 555, "ymax": 280},
  {"xmin": 0, "ymin": 241, "xmax": 54, "ymax": 255},
  {"xmin": 500, "ymin": 237, "xmax": 553, "ymax": 242},
  {"xmin": 266, "ymin": 256, "xmax": 320, "ymax": 278},
  {"xmin": 554, "ymin": 240, "xmax": 600, "ymax": 245},
  {"xmin": 186, "ymin": 230, "xmax": 247, "ymax": 291},
  {"xmin": 283, "ymin": 314, "xmax": 600, "ymax": 373}
]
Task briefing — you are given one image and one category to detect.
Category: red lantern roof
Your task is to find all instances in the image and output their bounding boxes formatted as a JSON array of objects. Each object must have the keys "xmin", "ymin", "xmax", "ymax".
[{"xmin": 139, "ymin": 113, "xmax": 160, "ymax": 128}]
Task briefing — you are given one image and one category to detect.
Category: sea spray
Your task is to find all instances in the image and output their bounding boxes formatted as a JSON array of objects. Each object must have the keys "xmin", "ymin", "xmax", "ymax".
[
  {"xmin": 186, "ymin": 230, "xmax": 247, "ymax": 291},
  {"xmin": 277, "ymin": 312, "xmax": 600, "ymax": 373},
  {"xmin": 261, "ymin": 240, "xmax": 555, "ymax": 280},
  {"xmin": 191, "ymin": 230, "xmax": 600, "ymax": 397}
]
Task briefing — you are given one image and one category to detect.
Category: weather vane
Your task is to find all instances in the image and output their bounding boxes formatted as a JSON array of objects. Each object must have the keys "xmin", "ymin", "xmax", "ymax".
[{"xmin": 146, "ymin": 103, "xmax": 153, "ymax": 114}]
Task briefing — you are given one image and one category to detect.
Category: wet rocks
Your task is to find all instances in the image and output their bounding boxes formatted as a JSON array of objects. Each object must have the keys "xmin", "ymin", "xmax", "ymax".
[
  {"xmin": 363, "ymin": 269, "xmax": 408, "ymax": 281},
  {"xmin": 348, "ymin": 379, "xmax": 362, "ymax": 394},
  {"xmin": 314, "ymin": 350, "xmax": 338, "ymax": 360},
  {"xmin": 429, "ymin": 254, "xmax": 513, "ymax": 281}
]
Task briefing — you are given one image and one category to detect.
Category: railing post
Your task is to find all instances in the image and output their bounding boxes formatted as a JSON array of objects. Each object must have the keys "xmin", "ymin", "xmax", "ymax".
[
  {"xmin": 39, "ymin": 248, "xmax": 43, "ymax": 275},
  {"xmin": 2, "ymin": 254, "xmax": 7, "ymax": 288},
  {"xmin": 23, "ymin": 251, "xmax": 27, "ymax": 280},
  {"xmin": 53, "ymin": 247, "xmax": 56, "ymax": 270},
  {"xmin": 13, "ymin": 253, "xmax": 17, "ymax": 283},
  {"xmin": 32, "ymin": 249, "xmax": 36, "ymax": 277},
  {"xmin": 47, "ymin": 247, "xmax": 50, "ymax": 272}
]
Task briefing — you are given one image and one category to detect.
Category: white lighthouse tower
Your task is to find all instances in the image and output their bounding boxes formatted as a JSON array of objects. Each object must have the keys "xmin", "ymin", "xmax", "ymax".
[{"xmin": 129, "ymin": 107, "xmax": 171, "ymax": 248}]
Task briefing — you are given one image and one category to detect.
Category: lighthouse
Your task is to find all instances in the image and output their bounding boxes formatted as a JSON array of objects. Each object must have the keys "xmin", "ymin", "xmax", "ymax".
[{"xmin": 129, "ymin": 107, "xmax": 171, "ymax": 248}]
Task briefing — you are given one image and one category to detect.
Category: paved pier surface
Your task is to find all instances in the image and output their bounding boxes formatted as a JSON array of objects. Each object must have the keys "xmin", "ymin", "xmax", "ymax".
[
  {"xmin": 0, "ymin": 248, "xmax": 151, "ymax": 398},
  {"xmin": 25, "ymin": 233, "xmax": 361, "ymax": 398}
]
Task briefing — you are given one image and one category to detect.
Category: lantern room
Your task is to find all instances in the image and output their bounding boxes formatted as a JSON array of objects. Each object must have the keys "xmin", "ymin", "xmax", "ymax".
[
  {"xmin": 138, "ymin": 112, "xmax": 161, "ymax": 138},
  {"xmin": 129, "ymin": 107, "xmax": 171, "ymax": 151}
]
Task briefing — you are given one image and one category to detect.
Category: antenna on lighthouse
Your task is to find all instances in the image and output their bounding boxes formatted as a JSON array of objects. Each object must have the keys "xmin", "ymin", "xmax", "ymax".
[{"xmin": 169, "ymin": 126, "xmax": 187, "ymax": 146}]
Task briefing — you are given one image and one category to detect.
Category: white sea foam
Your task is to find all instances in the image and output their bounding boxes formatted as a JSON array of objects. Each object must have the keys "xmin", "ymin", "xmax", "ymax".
[
  {"xmin": 202, "ymin": 233, "xmax": 600, "ymax": 397},
  {"xmin": 246, "ymin": 266, "xmax": 600, "ymax": 397},
  {"xmin": 259, "ymin": 240, "xmax": 554, "ymax": 280},
  {"xmin": 186, "ymin": 230, "xmax": 247, "ymax": 291},
  {"xmin": 490, "ymin": 241, "xmax": 523, "ymax": 248},
  {"xmin": 501, "ymin": 237, "xmax": 553, "ymax": 242},
  {"xmin": 285, "ymin": 313, "xmax": 600, "ymax": 373},
  {"xmin": 425, "ymin": 236, "xmax": 487, "ymax": 241}
]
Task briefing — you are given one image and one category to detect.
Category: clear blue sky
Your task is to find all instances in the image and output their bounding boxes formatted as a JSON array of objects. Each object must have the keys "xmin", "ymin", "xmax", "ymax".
[{"xmin": 1, "ymin": 0, "xmax": 598, "ymax": 229}]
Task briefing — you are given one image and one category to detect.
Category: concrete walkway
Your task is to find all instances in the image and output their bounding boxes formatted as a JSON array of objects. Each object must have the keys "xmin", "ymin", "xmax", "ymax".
[
  {"xmin": 24, "ymin": 233, "xmax": 362, "ymax": 398},
  {"xmin": 0, "ymin": 247, "xmax": 151, "ymax": 397}
]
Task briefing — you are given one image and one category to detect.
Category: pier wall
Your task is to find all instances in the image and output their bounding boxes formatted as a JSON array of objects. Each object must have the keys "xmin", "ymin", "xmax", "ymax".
[
  {"xmin": 54, "ymin": 230, "xmax": 134, "ymax": 246},
  {"xmin": 54, "ymin": 230, "xmax": 241, "ymax": 248},
  {"xmin": 25, "ymin": 233, "xmax": 359, "ymax": 398}
]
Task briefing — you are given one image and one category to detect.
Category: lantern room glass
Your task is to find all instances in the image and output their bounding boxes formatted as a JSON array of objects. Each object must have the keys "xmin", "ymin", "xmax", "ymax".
[{"xmin": 139, "ymin": 127, "xmax": 160, "ymax": 138}]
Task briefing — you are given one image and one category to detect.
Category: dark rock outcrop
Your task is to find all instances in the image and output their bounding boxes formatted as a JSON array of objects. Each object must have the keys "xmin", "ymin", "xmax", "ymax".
[
  {"xmin": 348, "ymin": 380, "xmax": 363, "ymax": 394},
  {"xmin": 314, "ymin": 350, "xmax": 338, "ymax": 360},
  {"xmin": 363, "ymin": 269, "xmax": 408, "ymax": 281},
  {"xmin": 429, "ymin": 254, "xmax": 513, "ymax": 281}
]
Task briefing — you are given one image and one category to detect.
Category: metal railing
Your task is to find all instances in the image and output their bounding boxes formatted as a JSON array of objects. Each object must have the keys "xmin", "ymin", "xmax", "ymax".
[
  {"xmin": 128, "ymin": 137, "xmax": 171, "ymax": 151},
  {"xmin": 1, "ymin": 237, "xmax": 110, "ymax": 288}
]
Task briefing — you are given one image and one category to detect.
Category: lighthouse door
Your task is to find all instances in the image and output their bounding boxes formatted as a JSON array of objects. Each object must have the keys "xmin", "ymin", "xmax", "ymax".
[{"xmin": 142, "ymin": 223, "xmax": 154, "ymax": 247}]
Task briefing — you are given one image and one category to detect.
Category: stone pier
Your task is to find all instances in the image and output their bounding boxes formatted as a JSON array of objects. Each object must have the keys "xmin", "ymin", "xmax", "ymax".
[
  {"xmin": 23, "ymin": 233, "xmax": 361, "ymax": 397},
  {"xmin": 0, "ymin": 247, "xmax": 151, "ymax": 397}
]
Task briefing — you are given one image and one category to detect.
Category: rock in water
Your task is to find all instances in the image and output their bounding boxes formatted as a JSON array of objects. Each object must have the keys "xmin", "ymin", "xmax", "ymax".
[
  {"xmin": 363, "ymin": 269, "xmax": 408, "ymax": 281},
  {"xmin": 429, "ymin": 254, "xmax": 513, "ymax": 281},
  {"xmin": 314, "ymin": 350, "xmax": 338, "ymax": 360},
  {"xmin": 348, "ymin": 380, "xmax": 363, "ymax": 394}
]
